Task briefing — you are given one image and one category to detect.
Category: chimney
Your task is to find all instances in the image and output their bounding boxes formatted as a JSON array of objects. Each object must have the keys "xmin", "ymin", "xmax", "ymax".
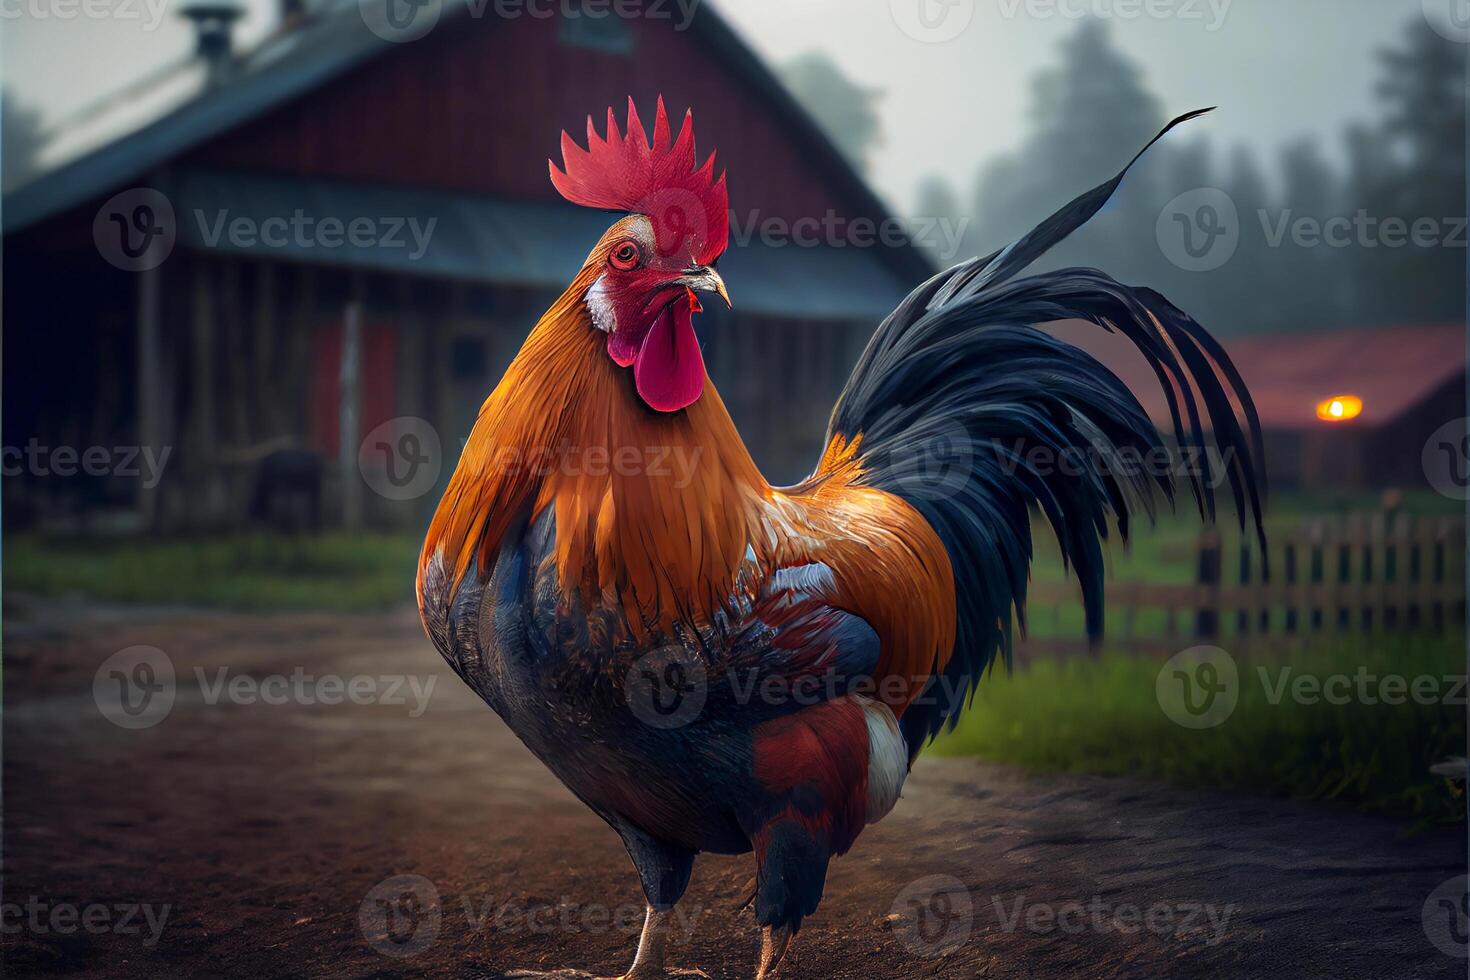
[{"xmin": 179, "ymin": 1, "xmax": 245, "ymax": 83}]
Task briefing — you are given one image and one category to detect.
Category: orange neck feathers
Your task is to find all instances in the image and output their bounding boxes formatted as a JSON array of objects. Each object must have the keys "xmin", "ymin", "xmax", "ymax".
[{"xmin": 418, "ymin": 262, "xmax": 772, "ymax": 634}]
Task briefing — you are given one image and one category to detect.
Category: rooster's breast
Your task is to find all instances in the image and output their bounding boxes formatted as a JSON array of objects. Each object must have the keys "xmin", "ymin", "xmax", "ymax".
[{"xmin": 418, "ymin": 507, "xmax": 754, "ymax": 855}]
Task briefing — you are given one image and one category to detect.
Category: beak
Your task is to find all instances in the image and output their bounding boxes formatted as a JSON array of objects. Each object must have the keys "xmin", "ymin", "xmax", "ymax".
[{"xmin": 675, "ymin": 266, "xmax": 732, "ymax": 309}]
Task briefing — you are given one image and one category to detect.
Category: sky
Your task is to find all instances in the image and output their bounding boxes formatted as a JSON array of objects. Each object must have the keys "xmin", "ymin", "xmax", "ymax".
[{"xmin": 0, "ymin": 0, "xmax": 1447, "ymax": 211}]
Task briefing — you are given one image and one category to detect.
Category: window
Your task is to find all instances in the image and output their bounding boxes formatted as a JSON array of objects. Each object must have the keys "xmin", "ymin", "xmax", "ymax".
[{"xmin": 558, "ymin": 10, "xmax": 634, "ymax": 55}]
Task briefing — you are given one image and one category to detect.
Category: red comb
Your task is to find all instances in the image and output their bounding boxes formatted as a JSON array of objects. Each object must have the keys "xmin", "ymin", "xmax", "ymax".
[{"xmin": 549, "ymin": 96, "xmax": 729, "ymax": 265}]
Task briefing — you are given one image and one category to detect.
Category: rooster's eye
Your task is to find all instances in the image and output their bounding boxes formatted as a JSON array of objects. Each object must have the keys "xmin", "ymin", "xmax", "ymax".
[{"xmin": 610, "ymin": 240, "xmax": 641, "ymax": 271}]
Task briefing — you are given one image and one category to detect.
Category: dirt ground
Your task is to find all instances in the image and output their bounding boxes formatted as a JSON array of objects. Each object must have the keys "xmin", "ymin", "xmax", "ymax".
[{"xmin": 2, "ymin": 601, "xmax": 1465, "ymax": 979}]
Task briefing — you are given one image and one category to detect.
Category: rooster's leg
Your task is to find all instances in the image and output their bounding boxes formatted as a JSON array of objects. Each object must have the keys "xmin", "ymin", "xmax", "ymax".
[
  {"xmin": 507, "ymin": 820, "xmax": 705, "ymax": 978},
  {"xmin": 755, "ymin": 924, "xmax": 792, "ymax": 979},
  {"xmin": 505, "ymin": 904, "xmax": 707, "ymax": 980}
]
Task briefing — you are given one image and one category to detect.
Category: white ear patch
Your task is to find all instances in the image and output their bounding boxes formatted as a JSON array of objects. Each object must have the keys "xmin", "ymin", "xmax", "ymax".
[
  {"xmin": 587, "ymin": 274, "xmax": 616, "ymax": 334},
  {"xmin": 857, "ymin": 695, "xmax": 908, "ymax": 823}
]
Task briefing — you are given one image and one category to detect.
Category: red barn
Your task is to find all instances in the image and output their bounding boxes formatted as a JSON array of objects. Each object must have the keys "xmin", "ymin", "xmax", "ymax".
[{"xmin": 4, "ymin": 0, "xmax": 929, "ymax": 529}]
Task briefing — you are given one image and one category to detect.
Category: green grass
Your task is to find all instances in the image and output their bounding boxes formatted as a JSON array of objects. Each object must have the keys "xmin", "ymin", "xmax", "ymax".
[
  {"xmin": 8, "ymin": 495, "xmax": 1464, "ymax": 823},
  {"xmin": 6, "ymin": 531, "xmax": 421, "ymax": 611},
  {"xmin": 932, "ymin": 634, "xmax": 1467, "ymax": 825}
]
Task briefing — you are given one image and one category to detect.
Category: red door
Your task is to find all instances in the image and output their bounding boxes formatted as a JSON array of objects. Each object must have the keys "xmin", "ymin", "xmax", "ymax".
[{"xmin": 309, "ymin": 318, "xmax": 398, "ymax": 456}]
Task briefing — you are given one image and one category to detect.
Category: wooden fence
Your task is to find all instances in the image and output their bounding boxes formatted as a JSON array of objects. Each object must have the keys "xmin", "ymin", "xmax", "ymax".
[{"xmin": 1016, "ymin": 512, "xmax": 1467, "ymax": 660}]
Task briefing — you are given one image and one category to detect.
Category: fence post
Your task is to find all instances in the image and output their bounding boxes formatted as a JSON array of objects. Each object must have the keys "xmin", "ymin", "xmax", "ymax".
[{"xmin": 1195, "ymin": 528, "xmax": 1222, "ymax": 640}]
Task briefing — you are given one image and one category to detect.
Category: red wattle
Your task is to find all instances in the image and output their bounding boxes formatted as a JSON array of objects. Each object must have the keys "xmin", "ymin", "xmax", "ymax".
[
  {"xmin": 633, "ymin": 301, "xmax": 705, "ymax": 413},
  {"xmin": 607, "ymin": 326, "xmax": 641, "ymax": 367}
]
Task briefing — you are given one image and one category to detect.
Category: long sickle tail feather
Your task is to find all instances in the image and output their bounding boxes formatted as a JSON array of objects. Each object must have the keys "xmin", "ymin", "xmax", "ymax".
[{"xmin": 818, "ymin": 109, "xmax": 1266, "ymax": 759}]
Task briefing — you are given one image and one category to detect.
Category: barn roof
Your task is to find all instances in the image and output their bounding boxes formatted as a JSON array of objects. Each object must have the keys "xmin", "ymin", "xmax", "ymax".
[
  {"xmin": 1048, "ymin": 321, "xmax": 1465, "ymax": 431},
  {"xmin": 2, "ymin": 0, "xmax": 933, "ymax": 283},
  {"xmin": 162, "ymin": 169, "xmax": 909, "ymax": 318}
]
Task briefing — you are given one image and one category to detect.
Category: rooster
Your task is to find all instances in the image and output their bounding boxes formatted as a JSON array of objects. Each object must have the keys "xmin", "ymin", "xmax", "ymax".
[{"xmin": 418, "ymin": 97, "xmax": 1264, "ymax": 979}]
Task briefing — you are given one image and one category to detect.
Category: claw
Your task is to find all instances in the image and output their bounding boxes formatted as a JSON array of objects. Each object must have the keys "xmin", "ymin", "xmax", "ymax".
[
  {"xmin": 756, "ymin": 924, "xmax": 792, "ymax": 980},
  {"xmin": 734, "ymin": 874, "xmax": 757, "ymax": 911}
]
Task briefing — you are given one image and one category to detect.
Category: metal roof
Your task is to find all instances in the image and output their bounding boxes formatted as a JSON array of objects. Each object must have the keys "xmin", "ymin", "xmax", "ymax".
[{"xmin": 168, "ymin": 168, "xmax": 913, "ymax": 319}]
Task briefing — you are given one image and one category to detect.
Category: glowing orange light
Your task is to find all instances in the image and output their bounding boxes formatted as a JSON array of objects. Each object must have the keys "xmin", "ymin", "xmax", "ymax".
[{"xmin": 1315, "ymin": 395, "xmax": 1363, "ymax": 422}]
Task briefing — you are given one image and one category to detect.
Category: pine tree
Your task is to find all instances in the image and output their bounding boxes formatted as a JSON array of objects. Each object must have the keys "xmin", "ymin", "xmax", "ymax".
[{"xmin": 777, "ymin": 52, "xmax": 883, "ymax": 175}]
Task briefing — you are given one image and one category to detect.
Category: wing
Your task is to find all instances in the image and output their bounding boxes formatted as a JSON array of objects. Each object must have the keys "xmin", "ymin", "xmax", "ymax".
[{"xmin": 716, "ymin": 482, "xmax": 959, "ymax": 723}]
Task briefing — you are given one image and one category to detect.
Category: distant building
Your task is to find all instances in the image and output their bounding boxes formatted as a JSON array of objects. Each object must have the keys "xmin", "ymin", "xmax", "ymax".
[
  {"xmin": 1051, "ymin": 322, "xmax": 1466, "ymax": 493},
  {"xmin": 4, "ymin": 0, "xmax": 930, "ymax": 530}
]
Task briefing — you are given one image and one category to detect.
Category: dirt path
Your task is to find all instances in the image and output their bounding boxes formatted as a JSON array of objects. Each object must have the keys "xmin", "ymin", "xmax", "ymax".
[{"xmin": 3, "ymin": 605, "xmax": 1464, "ymax": 979}]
